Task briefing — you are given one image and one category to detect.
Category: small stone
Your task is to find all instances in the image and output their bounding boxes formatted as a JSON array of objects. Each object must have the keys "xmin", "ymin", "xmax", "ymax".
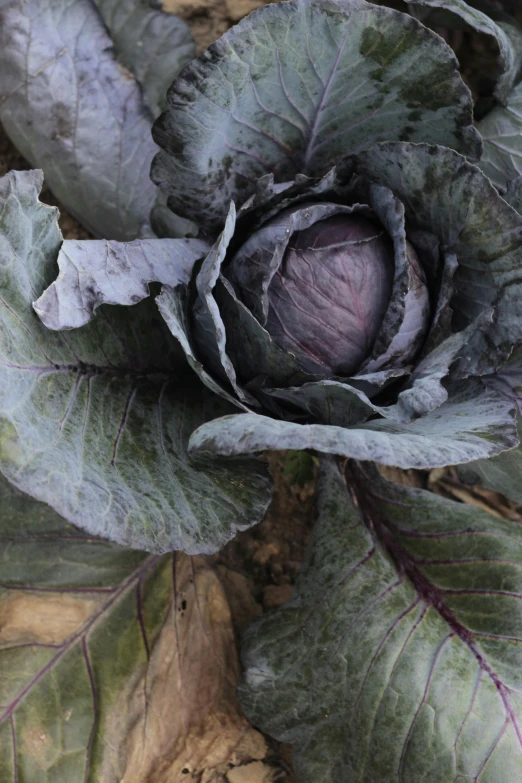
[{"xmin": 227, "ymin": 761, "xmax": 274, "ymax": 783}]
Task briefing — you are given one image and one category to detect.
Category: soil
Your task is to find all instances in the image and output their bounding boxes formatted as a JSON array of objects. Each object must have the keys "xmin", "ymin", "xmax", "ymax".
[{"xmin": 162, "ymin": 0, "xmax": 268, "ymax": 52}]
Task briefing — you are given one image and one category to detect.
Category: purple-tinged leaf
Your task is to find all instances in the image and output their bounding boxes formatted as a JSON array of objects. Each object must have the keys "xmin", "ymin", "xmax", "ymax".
[
  {"xmin": 265, "ymin": 212, "xmax": 394, "ymax": 376},
  {"xmin": 93, "ymin": 0, "xmax": 195, "ymax": 117},
  {"xmin": 504, "ymin": 177, "xmax": 522, "ymax": 214},
  {"xmin": 0, "ymin": 170, "xmax": 271, "ymax": 553},
  {"xmin": 191, "ymin": 204, "xmax": 258, "ymax": 406},
  {"xmin": 152, "ymin": 0, "xmax": 480, "ymax": 232},
  {"xmin": 478, "ymin": 81, "xmax": 522, "ymax": 190},
  {"xmin": 406, "ymin": 0, "xmax": 522, "ymax": 103},
  {"xmin": 0, "ymin": 0, "xmax": 157, "ymax": 240},
  {"xmin": 34, "ymin": 236, "xmax": 209, "ymax": 330},
  {"xmin": 188, "ymin": 379, "xmax": 518, "ymax": 469},
  {"xmin": 359, "ymin": 185, "xmax": 430, "ymax": 373},
  {"xmin": 354, "ymin": 142, "xmax": 522, "ymax": 377},
  {"xmin": 458, "ymin": 347, "xmax": 522, "ymax": 503},
  {"xmin": 156, "ymin": 284, "xmax": 251, "ymax": 410},
  {"xmin": 240, "ymin": 457, "xmax": 522, "ymax": 781}
]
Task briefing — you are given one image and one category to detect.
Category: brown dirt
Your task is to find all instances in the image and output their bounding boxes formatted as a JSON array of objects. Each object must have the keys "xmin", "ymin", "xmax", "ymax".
[{"xmin": 162, "ymin": 0, "xmax": 268, "ymax": 52}]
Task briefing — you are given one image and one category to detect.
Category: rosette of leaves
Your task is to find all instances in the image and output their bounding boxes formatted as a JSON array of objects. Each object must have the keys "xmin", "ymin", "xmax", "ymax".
[
  {"xmin": 3, "ymin": 0, "xmax": 522, "ymax": 779},
  {"xmin": 1, "ymin": 0, "xmax": 522, "ymax": 554}
]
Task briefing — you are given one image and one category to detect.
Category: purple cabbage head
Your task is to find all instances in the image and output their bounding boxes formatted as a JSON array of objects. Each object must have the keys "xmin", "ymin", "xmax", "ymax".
[
  {"xmin": 226, "ymin": 201, "xmax": 429, "ymax": 380},
  {"xmin": 265, "ymin": 214, "xmax": 394, "ymax": 376}
]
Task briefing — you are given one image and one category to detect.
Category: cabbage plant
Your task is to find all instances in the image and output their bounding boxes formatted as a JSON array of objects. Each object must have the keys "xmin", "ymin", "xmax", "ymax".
[{"xmin": 3, "ymin": 0, "xmax": 522, "ymax": 779}]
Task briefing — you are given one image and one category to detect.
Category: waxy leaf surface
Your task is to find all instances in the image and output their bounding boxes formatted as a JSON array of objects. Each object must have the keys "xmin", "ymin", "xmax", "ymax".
[
  {"xmin": 0, "ymin": 476, "xmax": 261, "ymax": 782},
  {"xmin": 240, "ymin": 457, "xmax": 522, "ymax": 782},
  {"xmin": 0, "ymin": 0, "xmax": 157, "ymax": 240},
  {"xmin": 152, "ymin": 0, "xmax": 480, "ymax": 231},
  {"xmin": 92, "ymin": 0, "xmax": 195, "ymax": 117},
  {"xmin": 189, "ymin": 380, "xmax": 517, "ymax": 469},
  {"xmin": 0, "ymin": 170, "xmax": 270, "ymax": 553},
  {"xmin": 34, "ymin": 236, "xmax": 209, "ymax": 330},
  {"xmin": 406, "ymin": 0, "xmax": 522, "ymax": 102},
  {"xmin": 478, "ymin": 81, "xmax": 522, "ymax": 189}
]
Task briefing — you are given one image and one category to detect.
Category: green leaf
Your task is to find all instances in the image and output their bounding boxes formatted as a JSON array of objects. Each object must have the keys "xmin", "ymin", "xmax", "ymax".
[
  {"xmin": 92, "ymin": 0, "xmax": 196, "ymax": 117},
  {"xmin": 151, "ymin": 0, "xmax": 481, "ymax": 232},
  {"xmin": 478, "ymin": 81, "xmax": 522, "ymax": 190},
  {"xmin": 0, "ymin": 169, "xmax": 271, "ymax": 553},
  {"xmin": 405, "ymin": 0, "xmax": 522, "ymax": 103},
  {"xmin": 240, "ymin": 456, "xmax": 522, "ymax": 781},
  {"xmin": 0, "ymin": 0, "xmax": 157, "ymax": 239},
  {"xmin": 188, "ymin": 379, "xmax": 518, "ymax": 469},
  {"xmin": 0, "ymin": 475, "xmax": 259, "ymax": 782}
]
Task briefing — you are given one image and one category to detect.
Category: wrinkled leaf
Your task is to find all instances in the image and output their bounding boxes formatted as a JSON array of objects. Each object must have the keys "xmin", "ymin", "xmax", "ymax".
[
  {"xmin": 0, "ymin": 0, "xmax": 157, "ymax": 240},
  {"xmin": 0, "ymin": 476, "xmax": 265, "ymax": 782},
  {"xmin": 189, "ymin": 379, "xmax": 517, "ymax": 469},
  {"xmin": 152, "ymin": 0, "xmax": 480, "ymax": 231},
  {"xmin": 0, "ymin": 169, "xmax": 271, "ymax": 553},
  {"xmin": 360, "ymin": 184, "xmax": 430, "ymax": 373},
  {"xmin": 240, "ymin": 456, "xmax": 522, "ymax": 781},
  {"xmin": 191, "ymin": 204, "xmax": 257, "ymax": 406},
  {"xmin": 457, "ymin": 348, "xmax": 522, "ymax": 503},
  {"xmin": 406, "ymin": 0, "xmax": 522, "ymax": 102},
  {"xmin": 34, "ymin": 236, "xmax": 209, "ymax": 330},
  {"xmin": 478, "ymin": 81, "xmax": 522, "ymax": 190},
  {"xmin": 355, "ymin": 142, "xmax": 522, "ymax": 377},
  {"xmin": 215, "ymin": 276, "xmax": 322, "ymax": 390},
  {"xmin": 93, "ymin": 0, "xmax": 195, "ymax": 117},
  {"xmin": 156, "ymin": 283, "xmax": 251, "ymax": 410}
]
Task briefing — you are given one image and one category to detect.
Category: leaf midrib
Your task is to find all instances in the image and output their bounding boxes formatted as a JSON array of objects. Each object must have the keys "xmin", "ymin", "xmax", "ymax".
[
  {"xmin": 349, "ymin": 464, "xmax": 522, "ymax": 755},
  {"xmin": 0, "ymin": 554, "xmax": 161, "ymax": 726}
]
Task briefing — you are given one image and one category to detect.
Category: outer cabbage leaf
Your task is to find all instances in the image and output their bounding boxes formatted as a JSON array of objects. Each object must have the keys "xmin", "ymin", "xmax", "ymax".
[
  {"xmin": 34, "ymin": 236, "xmax": 209, "ymax": 330},
  {"xmin": 92, "ymin": 0, "xmax": 195, "ymax": 117},
  {"xmin": 152, "ymin": 0, "xmax": 481, "ymax": 232},
  {"xmin": 0, "ymin": 169, "xmax": 271, "ymax": 553},
  {"xmin": 354, "ymin": 142, "xmax": 522, "ymax": 377},
  {"xmin": 0, "ymin": 0, "xmax": 157, "ymax": 240},
  {"xmin": 458, "ymin": 420, "xmax": 522, "ymax": 505},
  {"xmin": 478, "ymin": 81, "xmax": 522, "ymax": 189},
  {"xmin": 405, "ymin": 0, "xmax": 522, "ymax": 103},
  {"xmin": 240, "ymin": 457, "xmax": 522, "ymax": 782},
  {"xmin": 457, "ymin": 347, "xmax": 522, "ymax": 503},
  {"xmin": 188, "ymin": 379, "xmax": 517, "ymax": 469},
  {"xmin": 0, "ymin": 476, "xmax": 258, "ymax": 782}
]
